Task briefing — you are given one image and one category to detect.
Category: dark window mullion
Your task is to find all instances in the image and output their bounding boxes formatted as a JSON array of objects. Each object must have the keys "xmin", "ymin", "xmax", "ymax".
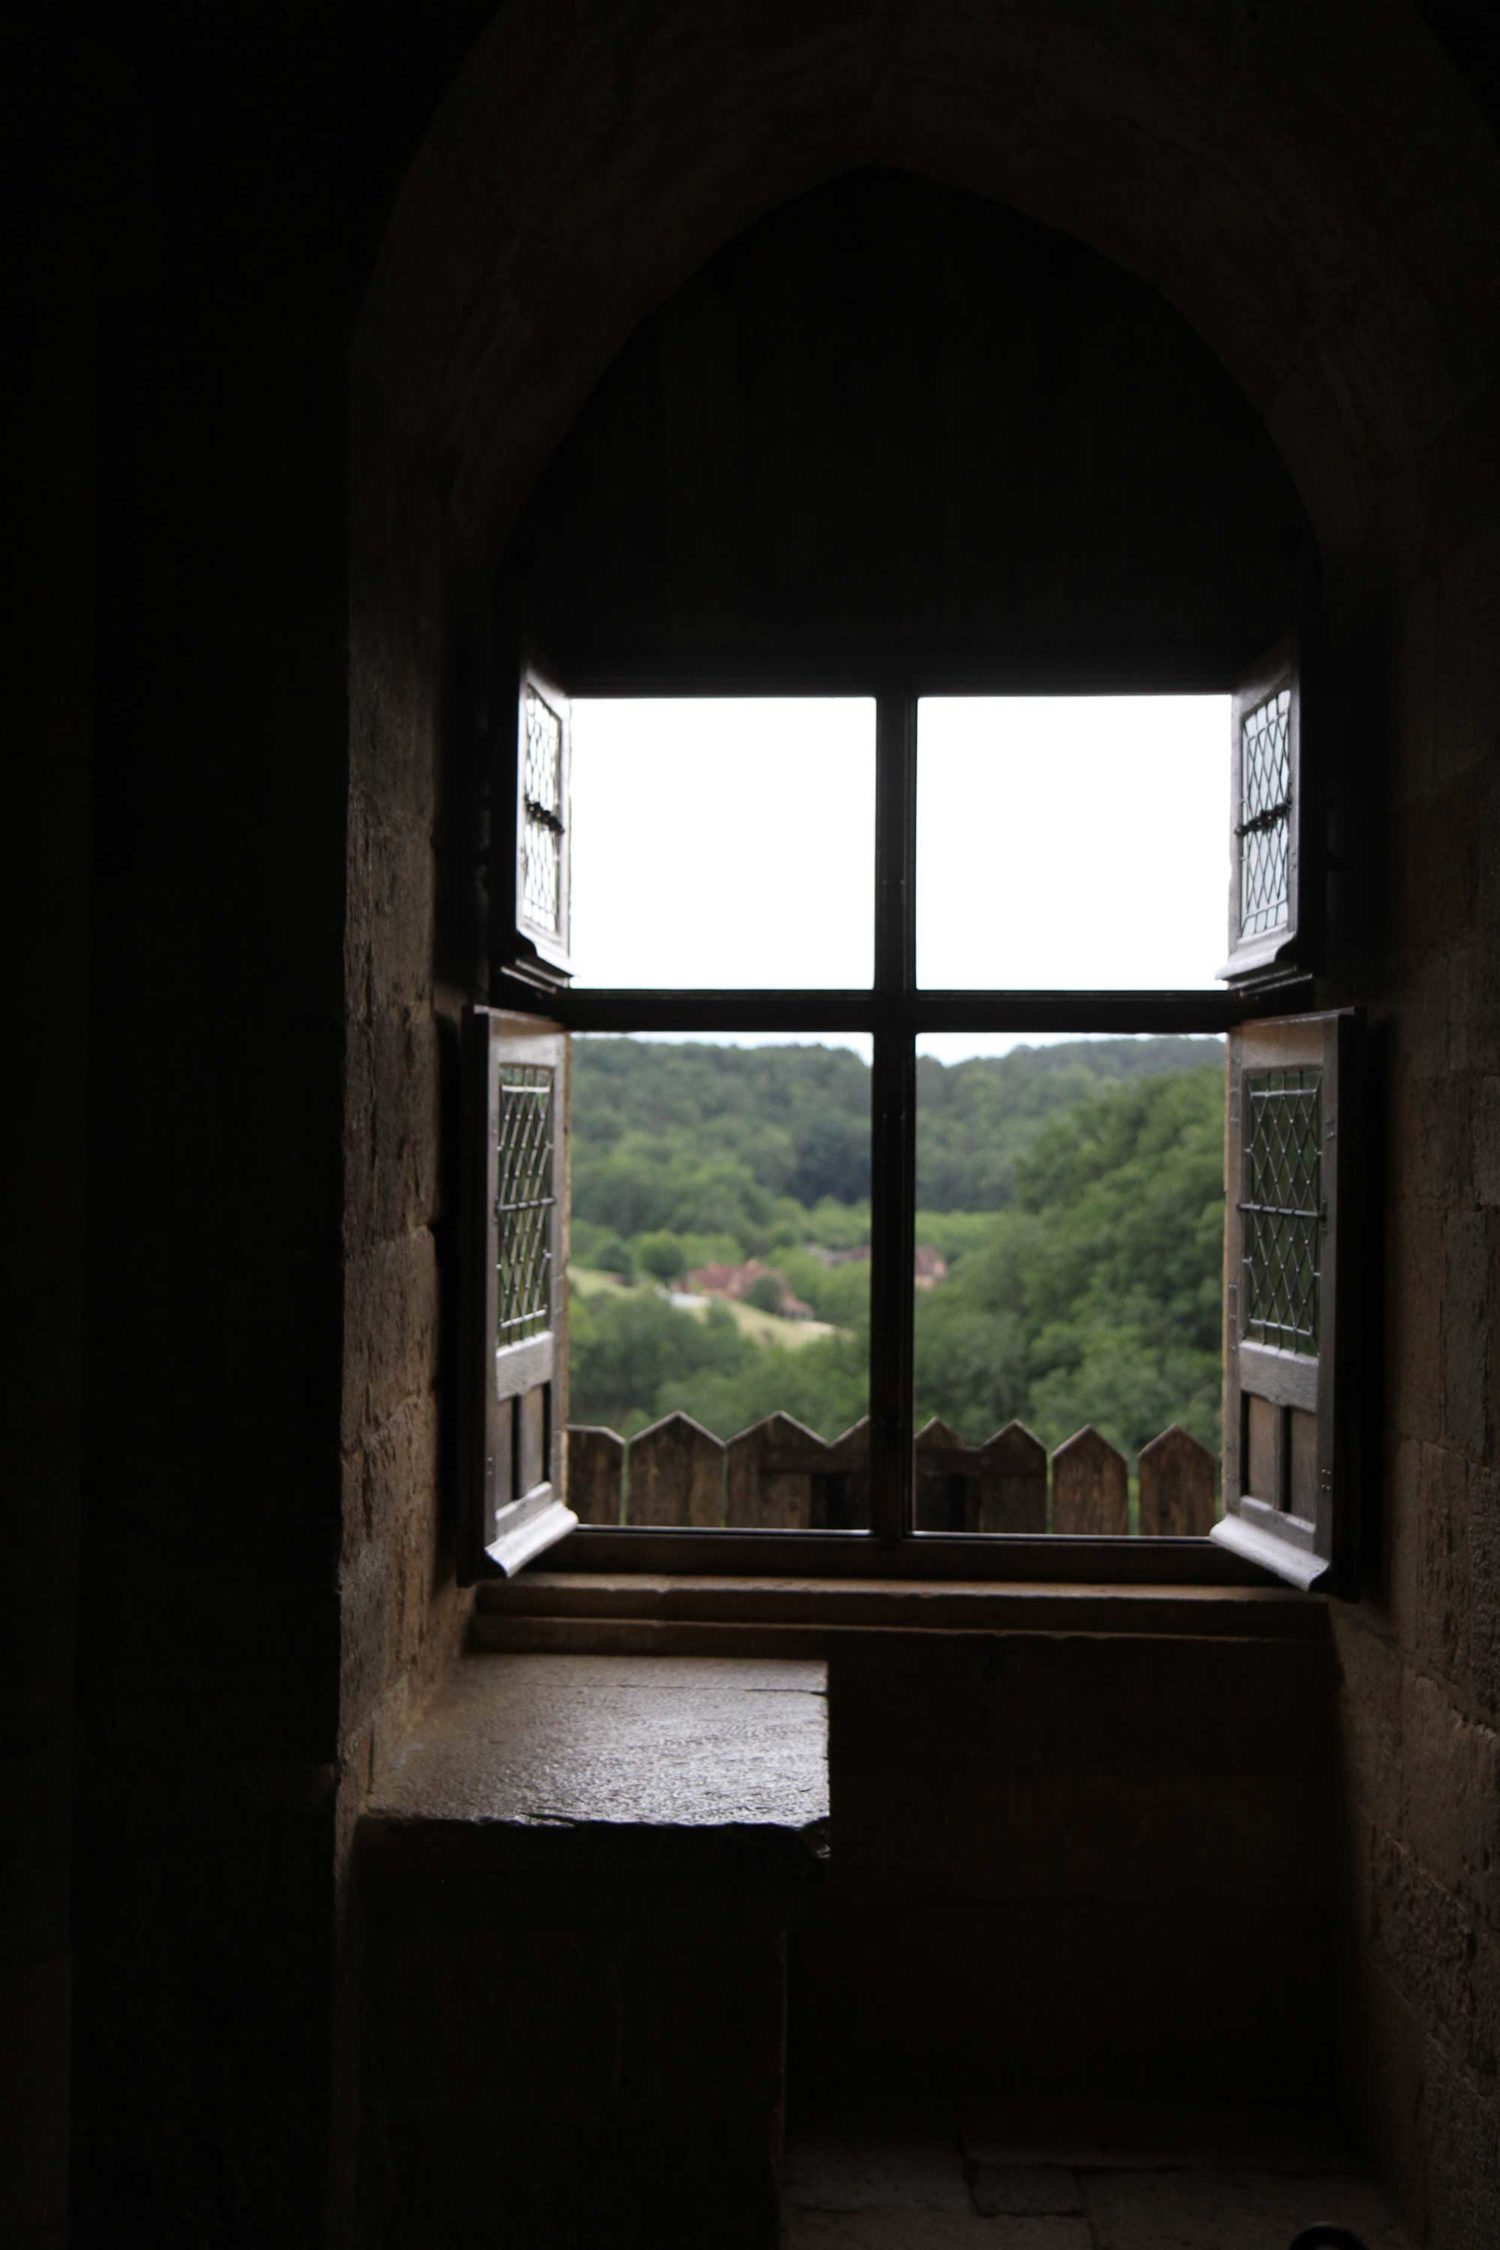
[{"xmin": 869, "ymin": 692, "xmax": 918, "ymax": 1546}]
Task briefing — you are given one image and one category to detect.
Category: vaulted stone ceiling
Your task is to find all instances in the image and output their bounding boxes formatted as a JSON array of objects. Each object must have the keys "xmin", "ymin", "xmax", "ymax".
[{"xmin": 359, "ymin": 0, "xmax": 1500, "ymax": 605}]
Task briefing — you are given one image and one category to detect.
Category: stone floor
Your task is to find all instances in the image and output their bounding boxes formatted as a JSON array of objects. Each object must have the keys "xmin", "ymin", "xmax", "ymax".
[{"xmin": 784, "ymin": 2106, "xmax": 1416, "ymax": 2249}]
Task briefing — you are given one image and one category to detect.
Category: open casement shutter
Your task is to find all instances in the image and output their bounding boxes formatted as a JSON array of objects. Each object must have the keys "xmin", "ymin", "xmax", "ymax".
[
  {"xmin": 1221, "ymin": 635, "xmax": 1308, "ymax": 982},
  {"xmin": 490, "ymin": 633, "xmax": 573, "ymax": 986},
  {"xmin": 1212, "ymin": 1012, "xmax": 1360, "ymax": 1591},
  {"xmin": 461, "ymin": 1008, "xmax": 575, "ymax": 1579}
]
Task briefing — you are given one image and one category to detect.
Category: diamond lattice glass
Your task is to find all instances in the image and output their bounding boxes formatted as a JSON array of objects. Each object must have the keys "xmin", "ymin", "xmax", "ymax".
[
  {"xmin": 1238, "ymin": 688, "xmax": 1292, "ymax": 939},
  {"xmin": 495, "ymin": 1065, "xmax": 555, "ymax": 1344},
  {"xmin": 522, "ymin": 688, "xmax": 564, "ymax": 935},
  {"xmin": 1241, "ymin": 1066, "xmax": 1321, "ymax": 1354}
]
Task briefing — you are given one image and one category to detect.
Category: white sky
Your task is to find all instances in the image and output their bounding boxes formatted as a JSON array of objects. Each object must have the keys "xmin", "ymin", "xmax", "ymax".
[{"xmin": 570, "ymin": 695, "xmax": 1228, "ymax": 1062}]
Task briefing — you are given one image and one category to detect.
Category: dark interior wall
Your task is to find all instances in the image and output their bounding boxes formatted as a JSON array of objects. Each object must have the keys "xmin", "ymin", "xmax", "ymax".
[
  {"xmin": 21, "ymin": 10, "xmax": 495, "ymax": 2245},
  {"xmin": 511, "ymin": 169, "xmax": 1315, "ymax": 684},
  {"xmin": 3, "ymin": 36, "xmax": 104, "ymax": 2247},
  {"xmin": 1329, "ymin": 517, "xmax": 1500, "ymax": 2250},
  {"xmin": 796, "ymin": 1627, "xmax": 1338, "ymax": 2113}
]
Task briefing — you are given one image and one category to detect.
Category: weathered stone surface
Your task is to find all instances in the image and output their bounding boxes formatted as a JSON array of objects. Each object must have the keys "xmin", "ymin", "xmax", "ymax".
[
  {"xmin": 1424, "ymin": 2037, "xmax": 1500, "ymax": 2250},
  {"xmin": 1472, "ymin": 1462, "xmax": 1500, "ymax": 1725},
  {"xmin": 1476, "ymin": 1075, "xmax": 1500, "ymax": 1207},
  {"xmin": 1410, "ymin": 1440, "xmax": 1473, "ymax": 1692},
  {"xmin": 1387, "ymin": 1201, "xmax": 1446, "ymax": 1445},
  {"xmin": 788, "ymin": 2129, "xmax": 970, "ymax": 2212},
  {"xmin": 366, "ymin": 1654, "xmax": 827, "ymax": 1837},
  {"xmin": 339, "ymin": 1229, "xmax": 438, "ymax": 1451},
  {"xmin": 1441, "ymin": 1209, "xmax": 1490, "ymax": 1459},
  {"xmin": 1399, "ymin": 1670, "xmax": 1500, "ymax": 1933},
  {"xmin": 1368, "ymin": 1828, "xmax": 1498, "ymax": 2082},
  {"xmin": 788, "ymin": 2215, "xmax": 1090, "ymax": 2250},
  {"xmin": 342, "ymin": 1006, "xmax": 439, "ymax": 1247},
  {"xmin": 1082, "ymin": 2166, "xmax": 1413, "ymax": 2249},
  {"xmin": 346, "ymin": 790, "xmax": 436, "ymax": 1024},
  {"xmin": 971, "ymin": 2166, "xmax": 1083, "ymax": 2216}
]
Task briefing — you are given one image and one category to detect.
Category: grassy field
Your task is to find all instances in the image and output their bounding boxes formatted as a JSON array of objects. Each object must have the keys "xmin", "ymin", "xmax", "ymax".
[{"xmin": 568, "ymin": 1267, "xmax": 841, "ymax": 1349}]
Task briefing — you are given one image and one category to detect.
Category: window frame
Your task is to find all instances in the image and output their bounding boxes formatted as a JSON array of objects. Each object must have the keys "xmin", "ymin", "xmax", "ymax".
[
  {"xmin": 481, "ymin": 662, "xmax": 1336, "ymax": 1588},
  {"xmin": 460, "ymin": 1009, "xmax": 577, "ymax": 1578},
  {"xmin": 1210, "ymin": 1008, "xmax": 1362, "ymax": 1592}
]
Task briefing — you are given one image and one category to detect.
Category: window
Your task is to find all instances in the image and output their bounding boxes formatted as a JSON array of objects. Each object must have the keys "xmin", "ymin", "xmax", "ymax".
[
  {"xmin": 1212, "ymin": 1010, "xmax": 1360, "ymax": 1590},
  {"xmin": 467, "ymin": 649, "xmax": 1355, "ymax": 1589}
]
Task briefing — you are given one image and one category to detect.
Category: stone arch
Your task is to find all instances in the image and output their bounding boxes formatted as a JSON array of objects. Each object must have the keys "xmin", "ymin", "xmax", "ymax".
[{"xmin": 357, "ymin": 0, "xmax": 1500, "ymax": 588}]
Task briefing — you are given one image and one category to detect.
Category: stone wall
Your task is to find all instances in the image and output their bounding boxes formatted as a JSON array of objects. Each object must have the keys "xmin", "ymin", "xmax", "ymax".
[
  {"xmin": 795, "ymin": 1627, "xmax": 1339, "ymax": 2110},
  {"xmin": 1330, "ymin": 513, "xmax": 1500, "ymax": 2249}
]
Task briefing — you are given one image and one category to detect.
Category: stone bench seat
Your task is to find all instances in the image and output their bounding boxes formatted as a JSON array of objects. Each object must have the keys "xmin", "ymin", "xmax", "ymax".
[{"xmin": 357, "ymin": 1655, "xmax": 829, "ymax": 2250}]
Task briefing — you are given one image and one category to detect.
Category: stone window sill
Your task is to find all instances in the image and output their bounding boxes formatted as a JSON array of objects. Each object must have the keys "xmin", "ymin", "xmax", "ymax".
[{"xmin": 471, "ymin": 1572, "xmax": 1326, "ymax": 1656}]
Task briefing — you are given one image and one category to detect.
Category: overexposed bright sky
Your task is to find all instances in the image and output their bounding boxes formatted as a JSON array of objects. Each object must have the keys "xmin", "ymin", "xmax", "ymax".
[{"xmin": 571, "ymin": 695, "xmax": 1228, "ymax": 1061}]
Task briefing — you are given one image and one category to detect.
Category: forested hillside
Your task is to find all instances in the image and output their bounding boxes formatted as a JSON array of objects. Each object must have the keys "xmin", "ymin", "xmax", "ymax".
[{"xmin": 567, "ymin": 1035, "xmax": 1225, "ymax": 1456}]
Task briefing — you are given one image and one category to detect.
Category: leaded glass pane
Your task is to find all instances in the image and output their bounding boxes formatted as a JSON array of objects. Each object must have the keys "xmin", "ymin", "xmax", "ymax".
[
  {"xmin": 1238, "ymin": 688, "xmax": 1292, "ymax": 939},
  {"xmin": 495, "ymin": 1064, "xmax": 555, "ymax": 1345},
  {"xmin": 1241, "ymin": 1065, "xmax": 1320, "ymax": 1354},
  {"xmin": 522, "ymin": 687, "xmax": 564, "ymax": 935}
]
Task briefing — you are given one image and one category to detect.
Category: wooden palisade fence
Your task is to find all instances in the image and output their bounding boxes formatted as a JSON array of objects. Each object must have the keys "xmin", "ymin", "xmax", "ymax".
[{"xmin": 567, "ymin": 1413, "xmax": 1218, "ymax": 1536}]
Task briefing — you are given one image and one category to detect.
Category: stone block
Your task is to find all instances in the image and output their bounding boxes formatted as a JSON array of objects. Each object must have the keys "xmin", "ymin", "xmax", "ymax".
[
  {"xmin": 618, "ymin": 1922, "xmax": 785, "ymax": 2112},
  {"xmin": 791, "ymin": 1893, "xmax": 1333, "ymax": 2108},
  {"xmin": 845, "ymin": 1763, "xmax": 1332, "ymax": 1911},
  {"xmin": 1368, "ymin": 1828, "xmax": 1495, "ymax": 2079},
  {"xmin": 346, "ymin": 788, "xmax": 436, "ymax": 1023},
  {"xmin": 1081, "ymin": 2166, "xmax": 1413, "ymax": 2250},
  {"xmin": 1336, "ymin": 1954, "xmax": 1427, "ymax": 2238},
  {"xmin": 348, "ymin": 1389, "xmax": 439, "ymax": 1558},
  {"xmin": 971, "ymin": 2166, "xmax": 1083, "ymax": 2216},
  {"xmin": 790, "ymin": 2217, "xmax": 1089, "ymax": 2249},
  {"xmin": 787, "ymin": 2128, "xmax": 970, "ymax": 2212},
  {"xmin": 1406, "ymin": 1441, "xmax": 1472, "ymax": 1693},
  {"xmin": 1471, "ymin": 1463, "xmax": 1500, "ymax": 1725},
  {"xmin": 1389, "ymin": 572, "xmax": 1436, "ymax": 806},
  {"xmin": 1330, "ymin": 1612, "xmax": 1403, "ymax": 1834},
  {"xmin": 1386, "ymin": 1203, "xmax": 1444, "ymax": 1446},
  {"xmin": 344, "ymin": 1007, "xmax": 440, "ymax": 1248},
  {"xmin": 1389, "ymin": 797, "xmax": 1460, "ymax": 952},
  {"xmin": 340, "ymin": 1230, "xmax": 439, "ymax": 1451},
  {"xmin": 1399, "ymin": 1670, "xmax": 1500, "ymax": 1932},
  {"xmin": 1441, "ymin": 1210, "xmax": 1490, "ymax": 1460},
  {"xmin": 1389, "ymin": 1058, "xmax": 1470, "ymax": 1207},
  {"xmin": 365, "ymin": 1909, "xmax": 623, "ymax": 2109},
  {"xmin": 1422, "ymin": 2039, "xmax": 1500, "ymax": 2250},
  {"xmin": 1477, "ymin": 1077, "xmax": 1500, "ymax": 1207},
  {"xmin": 1433, "ymin": 516, "xmax": 1500, "ymax": 792}
]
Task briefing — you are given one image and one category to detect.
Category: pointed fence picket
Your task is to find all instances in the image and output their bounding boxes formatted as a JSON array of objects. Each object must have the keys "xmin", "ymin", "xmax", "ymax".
[
  {"xmin": 567, "ymin": 1425, "xmax": 625, "ymax": 1525},
  {"xmin": 629, "ymin": 1411, "xmax": 724, "ymax": 1528},
  {"xmin": 1052, "ymin": 1425, "xmax": 1130, "ymax": 1536},
  {"xmin": 1137, "ymin": 1424, "xmax": 1218, "ymax": 1537},
  {"xmin": 565, "ymin": 1412, "xmax": 1218, "ymax": 1535}
]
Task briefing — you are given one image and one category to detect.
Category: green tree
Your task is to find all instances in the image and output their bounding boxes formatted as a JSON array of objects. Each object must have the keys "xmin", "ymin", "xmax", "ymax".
[{"xmin": 635, "ymin": 1230, "xmax": 688, "ymax": 1283}]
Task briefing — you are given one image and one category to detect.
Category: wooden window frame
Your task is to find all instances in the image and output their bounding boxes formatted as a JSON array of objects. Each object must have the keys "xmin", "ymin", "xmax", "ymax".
[
  {"xmin": 478, "ymin": 667, "xmax": 1346, "ymax": 1589},
  {"xmin": 461, "ymin": 1011, "xmax": 577, "ymax": 1578},
  {"xmin": 1211, "ymin": 1010, "xmax": 1361, "ymax": 1592}
]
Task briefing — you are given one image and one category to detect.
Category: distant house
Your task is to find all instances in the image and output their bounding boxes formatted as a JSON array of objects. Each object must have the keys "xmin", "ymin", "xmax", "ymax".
[
  {"xmin": 684, "ymin": 1258, "xmax": 813, "ymax": 1319},
  {"xmin": 913, "ymin": 1245, "xmax": 949, "ymax": 1290}
]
